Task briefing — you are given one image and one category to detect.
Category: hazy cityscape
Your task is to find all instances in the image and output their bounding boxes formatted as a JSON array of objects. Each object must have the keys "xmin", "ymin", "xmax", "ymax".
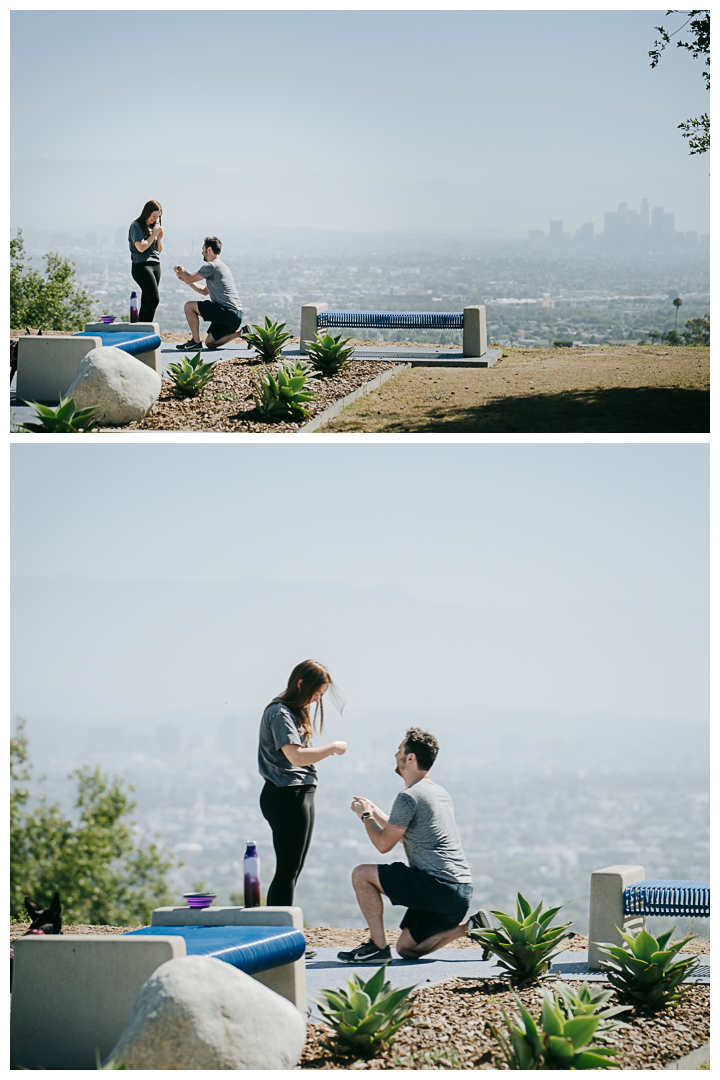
[
  {"xmin": 16, "ymin": 709, "xmax": 709, "ymax": 942},
  {"xmin": 13, "ymin": 194, "xmax": 709, "ymax": 349}
]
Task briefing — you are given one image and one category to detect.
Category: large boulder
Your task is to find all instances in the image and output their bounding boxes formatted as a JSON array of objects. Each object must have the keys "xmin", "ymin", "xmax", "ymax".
[
  {"xmin": 107, "ymin": 956, "xmax": 307, "ymax": 1070},
  {"xmin": 66, "ymin": 346, "xmax": 161, "ymax": 425}
]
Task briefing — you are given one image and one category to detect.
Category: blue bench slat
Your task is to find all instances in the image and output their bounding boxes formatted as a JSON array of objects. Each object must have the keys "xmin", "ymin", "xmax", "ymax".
[
  {"xmin": 317, "ymin": 310, "xmax": 464, "ymax": 330},
  {"xmin": 125, "ymin": 924, "xmax": 306, "ymax": 974},
  {"xmin": 623, "ymin": 880, "xmax": 710, "ymax": 918},
  {"xmin": 72, "ymin": 332, "xmax": 161, "ymax": 356}
]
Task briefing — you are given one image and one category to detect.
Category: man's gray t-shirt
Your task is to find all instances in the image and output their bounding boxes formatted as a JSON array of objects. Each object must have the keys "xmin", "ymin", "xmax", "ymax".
[
  {"xmin": 258, "ymin": 701, "xmax": 318, "ymax": 787},
  {"xmin": 196, "ymin": 259, "xmax": 243, "ymax": 315},
  {"xmin": 388, "ymin": 778, "xmax": 472, "ymax": 885},
  {"xmin": 128, "ymin": 221, "xmax": 160, "ymax": 264}
]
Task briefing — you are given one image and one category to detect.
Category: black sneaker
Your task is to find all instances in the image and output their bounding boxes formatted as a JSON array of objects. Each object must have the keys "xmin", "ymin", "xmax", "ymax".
[
  {"xmin": 240, "ymin": 324, "xmax": 251, "ymax": 337},
  {"xmin": 468, "ymin": 909, "xmax": 493, "ymax": 960},
  {"xmin": 337, "ymin": 940, "xmax": 392, "ymax": 965},
  {"xmin": 175, "ymin": 339, "xmax": 203, "ymax": 351}
]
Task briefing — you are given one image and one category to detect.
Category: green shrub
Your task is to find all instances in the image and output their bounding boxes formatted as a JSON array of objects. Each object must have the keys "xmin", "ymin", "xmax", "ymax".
[
  {"xmin": 683, "ymin": 314, "xmax": 709, "ymax": 345},
  {"xmin": 468, "ymin": 891, "xmax": 575, "ymax": 987},
  {"xmin": 554, "ymin": 980, "xmax": 630, "ymax": 1042},
  {"xmin": 313, "ymin": 963, "xmax": 416, "ymax": 1056},
  {"xmin": 553, "ymin": 340, "xmax": 574, "ymax": 348},
  {"xmin": 245, "ymin": 317, "xmax": 293, "ymax": 362},
  {"xmin": 11, "ymin": 230, "xmax": 94, "ymax": 331},
  {"xmin": 305, "ymin": 331, "xmax": 354, "ymax": 376},
  {"xmin": 22, "ymin": 396, "xmax": 99, "ymax": 433},
  {"xmin": 253, "ymin": 362, "xmax": 315, "ymax": 422},
  {"xmin": 491, "ymin": 983, "xmax": 623, "ymax": 1070},
  {"xmin": 166, "ymin": 352, "xmax": 215, "ymax": 397},
  {"xmin": 596, "ymin": 926, "xmax": 699, "ymax": 1014}
]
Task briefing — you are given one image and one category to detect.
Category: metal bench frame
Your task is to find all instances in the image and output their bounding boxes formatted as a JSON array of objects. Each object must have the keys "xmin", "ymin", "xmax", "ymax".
[{"xmin": 300, "ymin": 303, "xmax": 487, "ymax": 357}]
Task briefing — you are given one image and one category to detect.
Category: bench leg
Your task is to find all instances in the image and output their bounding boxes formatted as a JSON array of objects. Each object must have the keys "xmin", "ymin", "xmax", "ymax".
[
  {"xmin": 300, "ymin": 303, "xmax": 327, "ymax": 354},
  {"xmin": 252, "ymin": 958, "xmax": 307, "ymax": 1014},
  {"xmin": 588, "ymin": 864, "xmax": 645, "ymax": 969},
  {"xmin": 462, "ymin": 305, "xmax": 487, "ymax": 357}
]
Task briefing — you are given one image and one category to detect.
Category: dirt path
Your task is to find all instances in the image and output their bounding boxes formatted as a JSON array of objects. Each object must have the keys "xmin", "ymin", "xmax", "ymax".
[{"xmin": 316, "ymin": 345, "xmax": 709, "ymax": 433}]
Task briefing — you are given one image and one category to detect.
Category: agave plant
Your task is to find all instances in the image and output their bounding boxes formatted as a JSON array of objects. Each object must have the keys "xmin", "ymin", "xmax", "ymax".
[
  {"xmin": 305, "ymin": 331, "xmax": 355, "ymax": 376},
  {"xmin": 245, "ymin": 316, "xmax": 293, "ymax": 362},
  {"xmin": 253, "ymin": 361, "xmax": 315, "ymax": 422},
  {"xmin": 491, "ymin": 983, "xmax": 623, "ymax": 1070},
  {"xmin": 22, "ymin": 395, "xmax": 99, "ymax": 433},
  {"xmin": 468, "ymin": 891, "xmax": 574, "ymax": 987},
  {"xmin": 313, "ymin": 963, "xmax": 416, "ymax": 1056},
  {"xmin": 554, "ymin": 980, "xmax": 631, "ymax": 1042},
  {"xmin": 596, "ymin": 926, "xmax": 699, "ymax": 1014},
  {"xmin": 166, "ymin": 352, "xmax": 215, "ymax": 397}
]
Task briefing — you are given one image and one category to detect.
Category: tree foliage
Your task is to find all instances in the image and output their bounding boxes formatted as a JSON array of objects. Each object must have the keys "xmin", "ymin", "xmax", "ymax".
[
  {"xmin": 10, "ymin": 230, "xmax": 95, "ymax": 331},
  {"xmin": 649, "ymin": 10, "xmax": 710, "ymax": 154},
  {"xmin": 10, "ymin": 719, "xmax": 175, "ymax": 925}
]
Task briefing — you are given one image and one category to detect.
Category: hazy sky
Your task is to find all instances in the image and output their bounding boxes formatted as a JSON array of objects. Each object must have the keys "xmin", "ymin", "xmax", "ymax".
[
  {"xmin": 11, "ymin": 8, "xmax": 710, "ymax": 234},
  {"xmin": 11, "ymin": 444, "xmax": 709, "ymax": 724}
]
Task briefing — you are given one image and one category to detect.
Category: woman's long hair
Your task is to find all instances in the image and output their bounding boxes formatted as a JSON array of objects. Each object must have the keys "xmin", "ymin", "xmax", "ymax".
[
  {"xmin": 272, "ymin": 659, "xmax": 344, "ymax": 740},
  {"xmin": 133, "ymin": 200, "xmax": 163, "ymax": 239}
]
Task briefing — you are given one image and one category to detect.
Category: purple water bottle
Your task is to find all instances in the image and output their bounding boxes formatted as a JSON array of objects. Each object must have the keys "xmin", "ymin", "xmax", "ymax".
[
  {"xmin": 244, "ymin": 841, "xmax": 261, "ymax": 907},
  {"xmin": 129, "ymin": 290, "xmax": 139, "ymax": 323}
]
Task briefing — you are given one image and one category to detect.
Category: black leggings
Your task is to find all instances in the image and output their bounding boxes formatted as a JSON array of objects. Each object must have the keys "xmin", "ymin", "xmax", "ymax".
[
  {"xmin": 260, "ymin": 781, "xmax": 315, "ymax": 906},
  {"xmin": 131, "ymin": 262, "xmax": 161, "ymax": 322}
]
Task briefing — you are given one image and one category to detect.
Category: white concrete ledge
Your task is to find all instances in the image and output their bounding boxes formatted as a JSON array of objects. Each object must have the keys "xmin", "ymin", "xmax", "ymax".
[
  {"xmin": 588, "ymin": 864, "xmax": 645, "ymax": 969},
  {"xmin": 664, "ymin": 1042, "xmax": 710, "ymax": 1069},
  {"xmin": 151, "ymin": 905, "xmax": 306, "ymax": 1012},
  {"xmin": 10, "ymin": 934, "xmax": 185, "ymax": 1070},
  {"xmin": 299, "ymin": 364, "xmax": 411, "ymax": 432}
]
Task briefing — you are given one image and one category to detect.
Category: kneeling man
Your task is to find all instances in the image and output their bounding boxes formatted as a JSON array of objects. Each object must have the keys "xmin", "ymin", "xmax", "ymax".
[{"xmin": 339, "ymin": 727, "xmax": 489, "ymax": 964}]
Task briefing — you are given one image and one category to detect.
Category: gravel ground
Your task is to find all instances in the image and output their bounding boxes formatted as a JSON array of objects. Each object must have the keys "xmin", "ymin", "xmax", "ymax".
[
  {"xmin": 317, "ymin": 344, "xmax": 710, "ymax": 434},
  {"xmin": 300, "ymin": 980, "xmax": 709, "ymax": 1070}
]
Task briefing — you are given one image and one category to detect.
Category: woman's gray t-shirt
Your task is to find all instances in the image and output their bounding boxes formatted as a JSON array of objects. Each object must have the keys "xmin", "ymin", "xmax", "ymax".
[
  {"xmin": 388, "ymin": 778, "xmax": 472, "ymax": 885},
  {"xmin": 258, "ymin": 701, "xmax": 318, "ymax": 787},
  {"xmin": 128, "ymin": 221, "xmax": 160, "ymax": 264}
]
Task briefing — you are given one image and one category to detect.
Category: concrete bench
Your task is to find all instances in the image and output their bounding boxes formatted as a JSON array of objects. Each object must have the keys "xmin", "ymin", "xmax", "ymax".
[
  {"xmin": 15, "ymin": 321, "xmax": 161, "ymax": 403},
  {"xmin": 10, "ymin": 905, "xmax": 306, "ymax": 1070},
  {"xmin": 300, "ymin": 303, "xmax": 487, "ymax": 358},
  {"xmin": 588, "ymin": 865, "xmax": 710, "ymax": 969}
]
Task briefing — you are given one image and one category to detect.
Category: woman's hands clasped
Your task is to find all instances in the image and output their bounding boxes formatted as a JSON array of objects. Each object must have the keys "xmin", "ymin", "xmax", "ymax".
[{"xmin": 331, "ymin": 741, "xmax": 347, "ymax": 755}]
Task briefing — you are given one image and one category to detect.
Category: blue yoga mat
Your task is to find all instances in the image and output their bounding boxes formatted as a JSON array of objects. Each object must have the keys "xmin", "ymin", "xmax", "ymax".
[{"xmin": 125, "ymin": 924, "xmax": 306, "ymax": 974}]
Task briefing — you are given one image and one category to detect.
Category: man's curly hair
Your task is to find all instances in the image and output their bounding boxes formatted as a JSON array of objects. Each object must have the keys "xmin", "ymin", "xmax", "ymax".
[{"xmin": 404, "ymin": 727, "xmax": 439, "ymax": 772}]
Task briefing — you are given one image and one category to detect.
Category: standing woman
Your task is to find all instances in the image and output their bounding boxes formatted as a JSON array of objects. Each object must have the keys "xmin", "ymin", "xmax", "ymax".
[
  {"xmin": 128, "ymin": 200, "xmax": 163, "ymax": 322},
  {"xmin": 259, "ymin": 660, "xmax": 346, "ymax": 906}
]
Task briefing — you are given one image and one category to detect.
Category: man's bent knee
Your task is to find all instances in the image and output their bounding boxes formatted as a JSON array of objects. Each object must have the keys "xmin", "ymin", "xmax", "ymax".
[{"xmin": 352, "ymin": 864, "xmax": 382, "ymax": 889}]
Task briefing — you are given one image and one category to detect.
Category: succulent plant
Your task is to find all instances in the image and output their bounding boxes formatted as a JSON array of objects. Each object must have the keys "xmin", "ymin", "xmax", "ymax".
[
  {"xmin": 305, "ymin": 331, "xmax": 355, "ymax": 376},
  {"xmin": 554, "ymin": 980, "xmax": 631, "ymax": 1041},
  {"xmin": 596, "ymin": 926, "xmax": 699, "ymax": 1014},
  {"xmin": 491, "ymin": 983, "xmax": 623, "ymax": 1070},
  {"xmin": 166, "ymin": 352, "xmax": 215, "ymax": 397},
  {"xmin": 313, "ymin": 963, "xmax": 416, "ymax": 1055},
  {"xmin": 22, "ymin": 395, "xmax": 99, "ymax": 433},
  {"xmin": 245, "ymin": 316, "xmax": 293, "ymax": 362},
  {"xmin": 253, "ymin": 361, "xmax": 315, "ymax": 422},
  {"xmin": 468, "ymin": 892, "xmax": 575, "ymax": 987}
]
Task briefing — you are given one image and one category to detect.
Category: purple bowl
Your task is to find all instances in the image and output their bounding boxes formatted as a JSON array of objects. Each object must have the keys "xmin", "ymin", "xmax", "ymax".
[
  {"xmin": 101, "ymin": 316, "xmax": 116, "ymax": 324},
  {"xmin": 183, "ymin": 893, "xmax": 217, "ymax": 909}
]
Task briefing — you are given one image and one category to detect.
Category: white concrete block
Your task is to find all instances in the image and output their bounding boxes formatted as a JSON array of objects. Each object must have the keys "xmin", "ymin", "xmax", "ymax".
[
  {"xmin": 10, "ymin": 933, "xmax": 186, "ymax": 1070},
  {"xmin": 588, "ymin": 864, "xmax": 645, "ymax": 969},
  {"xmin": 16, "ymin": 335, "xmax": 101, "ymax": 402},
  {"xmin": 151, "ymin": 905, "xmax": 306, "ymax": 1011},
  {"xmin": 463, "ymin": 305, "xmax": 487, "ymax": 357},
  {"xmin": 300, "ymin": 303, "xmax": 328, "ymax": 353}
]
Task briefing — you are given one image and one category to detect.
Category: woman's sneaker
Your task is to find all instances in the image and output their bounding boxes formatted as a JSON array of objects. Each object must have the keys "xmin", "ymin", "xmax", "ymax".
[{"xmin": 337, "ymin": 940, "xmax": 392, "ymax": 964}]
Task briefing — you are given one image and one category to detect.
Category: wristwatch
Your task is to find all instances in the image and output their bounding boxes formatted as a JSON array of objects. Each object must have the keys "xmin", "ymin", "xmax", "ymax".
[{"xmin": 361, "ymin": 811, "xmax": 371, "ymax": 820}]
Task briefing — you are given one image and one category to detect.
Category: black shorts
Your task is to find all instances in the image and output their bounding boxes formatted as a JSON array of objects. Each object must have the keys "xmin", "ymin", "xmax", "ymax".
[
  {"xmin": 378, "ymin": 862, "xmax": 473, "ymax": 945},
  {"xmin": 197, "ymin": 300, "xmax": 242, "ymax": 340}
]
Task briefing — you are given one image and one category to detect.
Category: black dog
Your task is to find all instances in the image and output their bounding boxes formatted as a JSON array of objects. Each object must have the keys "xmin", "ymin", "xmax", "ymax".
[{"xmin": 11, "ymin": 893, "xmax": 63, "ymax": 989}]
